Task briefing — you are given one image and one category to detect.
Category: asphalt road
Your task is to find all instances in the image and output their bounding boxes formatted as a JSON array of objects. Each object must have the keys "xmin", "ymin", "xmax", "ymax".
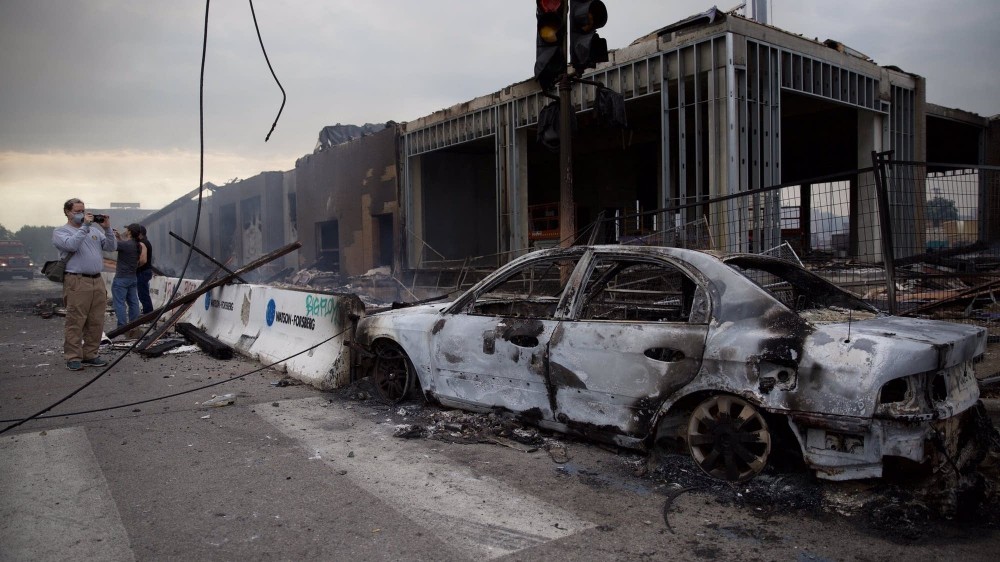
[{"xmin": 1, "ymin": 279, "xmax": 999, "ymax": 561}]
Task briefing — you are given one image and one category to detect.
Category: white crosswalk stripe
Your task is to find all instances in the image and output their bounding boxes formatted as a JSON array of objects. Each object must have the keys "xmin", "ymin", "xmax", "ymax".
[
  {"xmin": 259, "ymin": 397, "xmax": 595, "ymax": 560},
  {"xmin": 0, "ymin": 427, "xmax": 134, "ymax": 562}
]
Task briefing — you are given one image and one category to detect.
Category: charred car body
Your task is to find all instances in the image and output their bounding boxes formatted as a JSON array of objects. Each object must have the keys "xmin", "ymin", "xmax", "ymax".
[{"xmin": 355, "ymin": 245, "xmax": 986, "ymax": 482}]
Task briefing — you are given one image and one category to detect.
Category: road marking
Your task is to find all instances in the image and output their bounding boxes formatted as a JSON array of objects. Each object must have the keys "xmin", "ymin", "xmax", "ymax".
[
  {"xmin": 0, "ymin": 427, "xmax": 134, "ymax": 562},
  {"xmin": 259, "ymin": 397, "xmax": 594, "ymax": 560}
]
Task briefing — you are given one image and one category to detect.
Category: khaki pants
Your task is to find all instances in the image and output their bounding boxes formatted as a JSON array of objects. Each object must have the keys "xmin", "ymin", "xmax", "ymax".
[{"xmin": 63, "ymin": 275, "xmax": 108, "ymax": 362}]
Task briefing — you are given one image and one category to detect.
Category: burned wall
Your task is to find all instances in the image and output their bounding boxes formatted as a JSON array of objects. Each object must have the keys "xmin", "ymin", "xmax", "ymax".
[
  {"xmin": 207, "ymin": 172, "xmax": 291, "ymax": 282},
  {"xmin": 142, "ymin": 187, "xmax": 214, "ymax": 278},
  {"xmin": 140, "ymin": 172, "xmax": 297, "ymax": 282},
  {"xmin": 294, "ymin": 127, "xmax": 398, "ymax": 277}
]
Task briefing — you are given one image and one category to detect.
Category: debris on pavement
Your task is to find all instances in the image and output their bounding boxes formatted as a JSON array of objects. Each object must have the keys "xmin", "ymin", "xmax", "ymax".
[
  {"xmin": 136, "ymin": 338, "xmax": 188, "ymax": 357},
  {"xmin": 34, "ymin": 298, "xmax": 63, "ymax": 319},
  {"xmin": 547, "ymin": 442, "xmax": 571, "ymax": 464},
  {"xmin": 165, "ymin": 344, "xmax": 201, "ymax": 355},
  {"xmin": 335, "ymin": 372, "xmax": 1000, "ymax": 541},
  {"xmin": 393, "ymin": 424, "xmax": 426, "ymax": 439},
  {"xmin": 201, "ymin": 393, "xmax": 236, "ymax": 408},
  {"xmin": 487, "ymin": 436, "xmax": 539, "ymax": 453},
  {"xmin": 661, "ymin": 485, "xmax": 697, "ymax": 534},
  {"xmin": 175, "ymin": 322, "xmax": 234, "ymax": 360}
]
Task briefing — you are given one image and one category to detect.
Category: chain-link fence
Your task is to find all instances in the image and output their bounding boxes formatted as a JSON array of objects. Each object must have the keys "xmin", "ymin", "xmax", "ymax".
[{"xmin": 604, "ymin": 154, "xmax": 1000, "ymax": 322}]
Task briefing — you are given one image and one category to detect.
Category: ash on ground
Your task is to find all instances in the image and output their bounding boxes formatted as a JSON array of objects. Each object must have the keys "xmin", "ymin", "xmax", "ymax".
[{"xmin": 336, "ymin": 376, "xmax": 1000, "ymax": 543}]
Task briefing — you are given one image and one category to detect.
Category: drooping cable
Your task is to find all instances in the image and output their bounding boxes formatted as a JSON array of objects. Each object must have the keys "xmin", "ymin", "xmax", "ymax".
[
  {"xmin": 249, "ymin": 0, "xmax": 286, "ymax": 142},
  {"xmin": 0, "ymin": 327, "xmax": 349, "ymax": 424},
  {"xmin": 0, "ymin": 1, "xmax": 213, "ymax": 436}
]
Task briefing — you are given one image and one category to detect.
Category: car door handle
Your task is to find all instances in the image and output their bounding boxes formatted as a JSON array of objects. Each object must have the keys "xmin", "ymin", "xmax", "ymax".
[
  {"xmin": 645, "ymin": 348, "xmax": 685, "ymax": 362},
  {"xmin": 509, "ymin": 335, "xmax": 539, "ymax": 348}
]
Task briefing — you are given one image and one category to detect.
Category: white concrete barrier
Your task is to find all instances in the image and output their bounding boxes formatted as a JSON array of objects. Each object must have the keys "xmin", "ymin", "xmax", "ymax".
[{"xmin": 145, "ymin": 276, "xmax": 362, "ymax": 389}]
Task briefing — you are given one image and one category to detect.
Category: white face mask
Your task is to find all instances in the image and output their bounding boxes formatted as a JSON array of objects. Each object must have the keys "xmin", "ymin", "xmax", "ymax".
[{"xmin": 72, "ymin": 212, "xmax": 84, "ymax": 225}]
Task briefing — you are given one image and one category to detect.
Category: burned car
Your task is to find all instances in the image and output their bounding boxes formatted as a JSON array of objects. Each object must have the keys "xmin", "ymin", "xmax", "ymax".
[{"xmin": 355, "ymin": 245, "xmax": 986, "ymax": 482}]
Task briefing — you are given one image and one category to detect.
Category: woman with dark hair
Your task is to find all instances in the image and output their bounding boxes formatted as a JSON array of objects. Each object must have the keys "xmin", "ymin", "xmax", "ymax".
[
  {"xmin": 135, "ymin": 224, "xmax": 154, "ymax": 314},
  {"xmin": 112, "ymin": 224, "xmax": 147, "ymax": 331}
]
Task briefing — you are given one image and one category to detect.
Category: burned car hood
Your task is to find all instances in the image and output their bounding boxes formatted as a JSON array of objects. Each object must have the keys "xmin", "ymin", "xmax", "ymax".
[{"xmin": 790, "ymin": 316, "xmax": 986, "ymax": 417}]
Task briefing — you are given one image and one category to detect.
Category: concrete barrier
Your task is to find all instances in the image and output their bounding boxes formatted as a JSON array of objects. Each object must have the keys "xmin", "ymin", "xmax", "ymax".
[{"xmin": 141, "ymin": 275, "xmax": 361, "ymax": 389}]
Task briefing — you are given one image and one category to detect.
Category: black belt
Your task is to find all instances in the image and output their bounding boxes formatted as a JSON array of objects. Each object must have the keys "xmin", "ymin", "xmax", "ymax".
[{"xmin": 66, "ymin": 272, "xmax": 101, "ymax": 278}]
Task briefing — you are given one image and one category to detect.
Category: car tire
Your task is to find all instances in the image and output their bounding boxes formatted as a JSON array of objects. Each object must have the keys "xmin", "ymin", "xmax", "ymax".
[
  {"xmin": 686, "ymin": 394, "xmax": 771, "ymax": 482},
  {"xmin": 372, "ymin": 341, "xmax": 414, "ymax": 404}
]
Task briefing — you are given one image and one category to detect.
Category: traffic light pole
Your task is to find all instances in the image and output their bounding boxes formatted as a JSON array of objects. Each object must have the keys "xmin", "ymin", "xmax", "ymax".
[
  {"xmin": 536, "ymin": 0, "xmax": 607, "ymax": 248},
  {"xmin": 558, "ymin": 75, "xmax": 575, "ymax": 247}
]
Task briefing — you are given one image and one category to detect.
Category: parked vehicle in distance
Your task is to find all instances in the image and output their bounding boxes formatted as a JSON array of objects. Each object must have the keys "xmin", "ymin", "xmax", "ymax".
[
  {"xmin": 0, "ymin": 240, "xmax": 34, "ymax": 280},
  {"xmin": 355, "ymin": 245, "xmax": 987, "ymax": 482}
]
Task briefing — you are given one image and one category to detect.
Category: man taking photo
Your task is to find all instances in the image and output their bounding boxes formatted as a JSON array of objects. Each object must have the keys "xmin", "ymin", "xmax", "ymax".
[{"xmin": 52, "ymin": 198, "xmax": 117, "ymax": 371}]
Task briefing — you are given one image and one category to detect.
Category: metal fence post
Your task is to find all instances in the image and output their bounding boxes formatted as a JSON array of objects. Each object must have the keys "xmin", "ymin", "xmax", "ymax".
[{"xmin": 871, "ymin": 150, "xmax": 898, "ymax": 314}]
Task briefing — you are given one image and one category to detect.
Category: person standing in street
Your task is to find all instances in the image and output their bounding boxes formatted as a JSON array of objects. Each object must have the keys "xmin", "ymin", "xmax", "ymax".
[
  {"xmin": 136, "ymin": 224, "xmax": 154, "ymax": 314},
  {"xmin": 111, "ymin": 224, "xmax": 147, "ymax": 332},
  {"xmin": 52, "ymin": 198, "xmax": 117, "ymax": 371}
]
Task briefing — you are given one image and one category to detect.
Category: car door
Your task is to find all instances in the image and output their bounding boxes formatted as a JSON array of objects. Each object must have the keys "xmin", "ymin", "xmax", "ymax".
[
  {"xmin": 547, "ymin": 254, "xmax": 710, "ymax": 437},
  {"xmin": 429, "ymin": 253, "xmax": 586, "ymax": 419}
]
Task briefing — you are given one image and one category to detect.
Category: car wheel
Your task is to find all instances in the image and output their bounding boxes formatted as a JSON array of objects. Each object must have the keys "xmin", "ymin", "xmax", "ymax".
[
  {"xmin": 372, "ymin": 341, "xmax": 413, "ymax": 404},
  {"xmin": 687, "ymin": 395, "xmax": 771, "ymax": 482}
]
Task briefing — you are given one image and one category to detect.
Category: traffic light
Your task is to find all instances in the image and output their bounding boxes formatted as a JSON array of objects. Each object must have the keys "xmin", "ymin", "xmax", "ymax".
[
  {"xmin": 570, "ymin": 0, "xmax": 608, "ymax": 73},
  {"xmin": 534, "ymin": 0, "xmax": 566, "ymax": 91}
]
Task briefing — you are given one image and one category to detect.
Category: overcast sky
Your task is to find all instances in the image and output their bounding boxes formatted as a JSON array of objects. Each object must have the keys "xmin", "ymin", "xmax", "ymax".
[{"xmin": 1, "ymin": 0, "xmax": 997, "ymax": 232}]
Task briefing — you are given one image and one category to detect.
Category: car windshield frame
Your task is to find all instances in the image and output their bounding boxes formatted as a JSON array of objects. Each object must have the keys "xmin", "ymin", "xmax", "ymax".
[
  {"xmin": 722, "ymin": 254, "xmax": 879, "ymax": 314},
  {"xmin": 444, "ymin": 247, "xmax": 591, "ymax": 316}
]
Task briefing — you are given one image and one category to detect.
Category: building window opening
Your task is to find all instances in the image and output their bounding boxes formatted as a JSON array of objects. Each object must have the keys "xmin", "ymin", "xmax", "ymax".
[
  {"xmin": 375, "ymin": 214, "xmax": 393, "ymax": 268},
  {"xmin": 316, "ymin": 219, "xmax": 340, "ymax": 272}
]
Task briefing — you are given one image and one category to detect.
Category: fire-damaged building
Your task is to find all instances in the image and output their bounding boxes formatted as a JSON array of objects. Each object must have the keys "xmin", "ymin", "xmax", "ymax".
[
  {"xmin": 142, "ymin": 170, "xmax": 298, "ymax": 281},
  {"xmin": 142, "ymin": 8, "xmax": 997, "ymax": 290}
]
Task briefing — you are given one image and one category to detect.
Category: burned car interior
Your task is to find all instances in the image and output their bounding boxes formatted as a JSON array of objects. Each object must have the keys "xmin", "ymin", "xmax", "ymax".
[
  {"xmin": 466, "ymin": 252, "xmax": 710, "ymax": 324},
  {"xmin": 578, "ymin": 259, "xmax": 709, "ymax": 323},
  {"xmin": 468, "ymin": 256, "xmax": 579, "ymax": 319}
]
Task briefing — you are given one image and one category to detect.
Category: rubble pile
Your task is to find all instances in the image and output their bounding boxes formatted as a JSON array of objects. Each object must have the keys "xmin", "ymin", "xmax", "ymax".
[
  {"xmin": 275, "ymin": 266, "xmax": 400, "ymax": 309},
  {"xmin": 807, "ymin": 249, "xmax": 1000, "ymax": 320},
  {"xmin": 282, "ymin": 268, "xmax": 342, "ymax": 289}
]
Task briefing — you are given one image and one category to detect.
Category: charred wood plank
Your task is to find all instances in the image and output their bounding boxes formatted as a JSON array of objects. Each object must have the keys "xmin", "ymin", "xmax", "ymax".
[
  {"xmin": 169, "ymin": 231, "xmax": 248, "ymax": 283},
  {"xmin": 893, "ymin": 241, "xmax": 986, "ymax": 268},
  {"xmin": 107, "ymin": 241, "xmax": 301, "ymax": 338},
  {"xmin": 901, "ymin": 277, "xmax": 1000, "ymax": 316},
  {"xmin": 175, "ymin": 322, "xmax": 233, "ymax": 360},
  {"xmin": 136, "ymin": 338, "xmax": 186, "ymax": 358},
  {"xmin": 135, "ymin": 262, "xmax": 230, "ymax": 351}
]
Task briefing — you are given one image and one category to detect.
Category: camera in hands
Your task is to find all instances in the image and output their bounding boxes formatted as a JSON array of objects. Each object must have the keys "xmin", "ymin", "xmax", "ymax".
[{"xmin": 92, "ymin": 214, "xmax": 108, "ymax": 224}]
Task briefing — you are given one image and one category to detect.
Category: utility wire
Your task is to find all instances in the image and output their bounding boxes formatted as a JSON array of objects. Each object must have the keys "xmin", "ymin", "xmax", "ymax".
[
  {"xmin": 3, "ymin": 0, "xmax": 295, "ymax": 435},
  {"xmin": 0, "ymin": 327, "xmax": 349, "ymax": 424},
  {"xmin": 249, "ymin": 0, "xmax": 286, "ymax": 142},
  {"xmin": 0, "ymin": 1, "xmax": 213, "ymax": 436}
]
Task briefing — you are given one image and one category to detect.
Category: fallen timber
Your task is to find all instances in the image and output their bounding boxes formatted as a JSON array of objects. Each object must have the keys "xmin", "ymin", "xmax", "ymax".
[{"xmin": 107, "ymin": 241, "xmax": 301, "ymax": 339}]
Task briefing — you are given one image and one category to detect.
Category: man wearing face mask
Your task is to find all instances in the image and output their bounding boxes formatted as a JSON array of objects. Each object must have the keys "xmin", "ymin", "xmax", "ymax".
[{"xmin": 52, "ymin": 198, "xmax": 117, "ymax": 371}]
